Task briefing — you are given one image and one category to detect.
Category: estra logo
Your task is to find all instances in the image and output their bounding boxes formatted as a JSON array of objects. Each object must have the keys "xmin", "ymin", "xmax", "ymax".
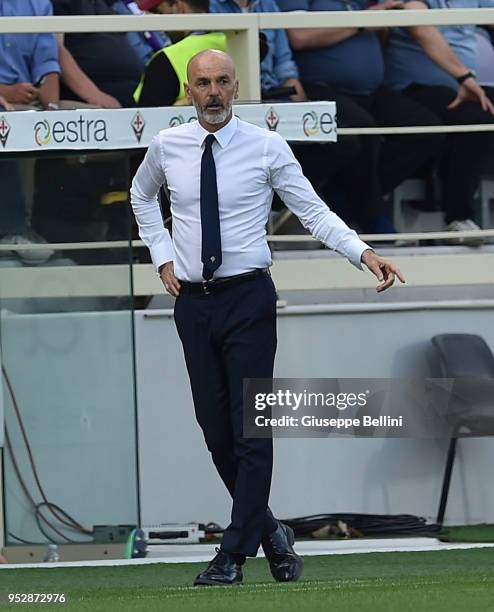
[
  {"xmin": 34, "ymin": 116, "xmax": 108, "ymax": 146},
  {"xmin": 302, "ymin": 111, "xmax": 335, "ymax": 137}
]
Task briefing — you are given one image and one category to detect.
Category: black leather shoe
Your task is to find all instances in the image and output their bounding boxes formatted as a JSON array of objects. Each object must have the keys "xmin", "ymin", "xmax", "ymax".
[
  {"xmin": 193, "ymin": 548, "xmax": 243, "ymax": 586},
  {"xmin": 261, "ymin": 521, "xmax": 303, "ymax": 582}
]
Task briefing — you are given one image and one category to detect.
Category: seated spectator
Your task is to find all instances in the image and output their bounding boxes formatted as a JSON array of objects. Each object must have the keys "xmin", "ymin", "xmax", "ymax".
[
  {"xmin": 209, "ymin": 0, "xmax": 363, "ymax": 220},
  {"xmin": 135, "ymin": 0, "xmax": 227, "ymax": 106},
  {"xmin": 383, "ymin": 0, "xmax": 494, "ymax": 240},
  {"xmin": 0, "ymin": 0, "xmax": 60, "ymax": 110},
  {"xmin": 276, "ymin": 0, "xmax": 445, "ymax": 233},
  {"xmin": 53, "ymin": 0, "xmax": 144, "ymax": 107},
  {"xmin": 0, "ymin": 0, "xmax": 57, "ymax": 264},
  {"xmin": 210, "ymin": 0, "xmax": 307, "ymax": 102},
  {"xmin": 111, "ymin": 0, "xmax": 172, "ymax": 65}
]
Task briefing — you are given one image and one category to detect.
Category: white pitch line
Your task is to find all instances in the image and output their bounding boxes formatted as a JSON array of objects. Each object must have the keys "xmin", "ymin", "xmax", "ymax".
[{"xmin": 2, "ymin": 538, "xmax": 494, "ymax": 570}]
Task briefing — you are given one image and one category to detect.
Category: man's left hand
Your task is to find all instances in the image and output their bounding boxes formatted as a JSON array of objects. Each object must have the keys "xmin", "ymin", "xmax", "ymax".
[
  {"xmin": 448, "ymin": 78, "xmax": 494, "ymax": 115},
  {"xmin": 361, "ymin": 248, "xmax": 405, "ymax": 292}
]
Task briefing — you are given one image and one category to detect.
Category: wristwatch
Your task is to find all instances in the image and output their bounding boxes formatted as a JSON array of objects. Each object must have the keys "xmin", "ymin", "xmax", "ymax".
[{"xmin": 456, "ymin": 71, "xmax": 476, "ymax": 85}]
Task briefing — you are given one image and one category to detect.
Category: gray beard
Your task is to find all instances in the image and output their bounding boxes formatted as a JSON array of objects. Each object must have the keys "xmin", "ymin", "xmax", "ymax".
[{"xmin": 195, "ymin": 99, "xmax": 232, "ymax": 125}]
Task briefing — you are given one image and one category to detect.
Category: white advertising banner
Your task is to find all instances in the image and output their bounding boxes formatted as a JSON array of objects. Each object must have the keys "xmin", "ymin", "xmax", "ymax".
[{"xmin": 0, "ymin": 102, "xmax": 337, "ymax": 153}]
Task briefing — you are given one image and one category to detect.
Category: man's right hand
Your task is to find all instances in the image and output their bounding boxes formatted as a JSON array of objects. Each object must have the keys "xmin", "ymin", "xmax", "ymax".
[
  {"xmin": 159, "ymin": 261, "xmax": 181, "ymax": 297},
  {"xmin": 3, "ymin": 82, "xmax": 39, "ymax": 104},
  {"xmin": 86, "ymin": 90, "xmax": 121, "ymax": 108}
]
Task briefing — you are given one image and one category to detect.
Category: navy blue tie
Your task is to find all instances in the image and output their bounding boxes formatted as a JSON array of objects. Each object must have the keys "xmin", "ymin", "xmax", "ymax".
[{"xmin": 200, "ymin": 134, "xmax": 222, "ymax": 281}]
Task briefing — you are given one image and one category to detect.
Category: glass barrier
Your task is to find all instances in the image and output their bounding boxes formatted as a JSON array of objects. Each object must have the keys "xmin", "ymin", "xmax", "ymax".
[{"xmin": 0, "ymin": 150, "xmax": 140, "ymax": 547}]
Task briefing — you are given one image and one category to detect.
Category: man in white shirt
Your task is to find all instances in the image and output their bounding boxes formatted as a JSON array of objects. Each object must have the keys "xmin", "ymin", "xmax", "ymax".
[{"xmin": 131, "ymin": 49, "xmax": 404, "ymax": 587}]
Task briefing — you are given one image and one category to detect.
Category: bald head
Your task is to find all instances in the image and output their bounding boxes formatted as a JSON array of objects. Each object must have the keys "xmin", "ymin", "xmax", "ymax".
[
  {"xmin": 184, "ymin": 49, "xmax": 239, "ymax": 131},
  {"xmin": 186, "ymin": 49, "xmax": 235, "ymax": 83}
]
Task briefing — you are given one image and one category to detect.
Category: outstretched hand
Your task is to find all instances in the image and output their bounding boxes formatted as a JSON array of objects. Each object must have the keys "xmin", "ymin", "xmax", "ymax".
[
  {"xmin": 361, "ymin": 249, "xmax": 406, "ymax": 293},
  {"xmin": 448, "ymin": 78, "xmax": 494, "ymax": 115},
  {"xmin": 159, "ymin": 261, "xmax": 181, "ymax": 297}
]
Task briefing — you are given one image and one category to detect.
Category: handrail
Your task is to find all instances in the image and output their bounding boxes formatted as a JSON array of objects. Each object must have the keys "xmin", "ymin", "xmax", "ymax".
[
  {"xmin": 1, "ymin": 9, "xmax": 494, "ymax": 33},
  {"xmin": 259, "ymin": 7, "xmax": 494, "ymax": 28},
  {"xmin": 1, "ymin": 230, "xmax": 494, "ymax": 252}
]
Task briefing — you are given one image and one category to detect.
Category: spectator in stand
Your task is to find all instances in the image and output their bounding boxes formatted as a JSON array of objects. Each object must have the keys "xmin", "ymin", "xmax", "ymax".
[
  {"xmin": 276, "ymin": 0, "xmax": 445, "ymax": 234},
  {"xmin": 210, "ymin": 0, "xmax": 307, "ymax": 101},
  {"xmin": 110, "ymin": 0, "xmax": 172, "ymax": 65},
  {"xmin": 0, "ymin": 0, "xmax": 60, "ymax": 109},
  {"xmin": 135, "ymin": 0, "xmax": 228, "ymax": 106},
  {"xmin": 383, "ymin": 0, "xmax": 494, "ymax": 241},
  {"xmin": 0, "ymin": 0, "xmax": 58, "ymax": 265},
  {"xmin": 209, "ymin": 0, "xmax": 361, "ymax": 219},
  {"xmin": 52, "ymin": 0, "xmax": 143, "ymax": 107}
]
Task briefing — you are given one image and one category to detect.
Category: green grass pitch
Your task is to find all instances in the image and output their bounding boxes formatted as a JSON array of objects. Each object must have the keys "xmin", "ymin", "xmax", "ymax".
[{"xmin": 1, "ymin": 548, "xmax": 493, "ymax": 611}]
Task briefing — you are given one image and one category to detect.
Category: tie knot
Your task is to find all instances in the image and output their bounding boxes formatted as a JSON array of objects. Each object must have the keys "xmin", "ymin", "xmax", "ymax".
[{"xmin": 204, "ymin": 134, "xmax": 216, "ymax": 149}]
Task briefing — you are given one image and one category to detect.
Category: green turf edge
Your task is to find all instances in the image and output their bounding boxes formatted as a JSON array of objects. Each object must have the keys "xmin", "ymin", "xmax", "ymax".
[
  {"xmin": 1, "ymin": 548, "xmax": 493, "ymax": 612},
  {"xmin": 438, "ymin": 523, "xmax": 494, "ymax": 542}
]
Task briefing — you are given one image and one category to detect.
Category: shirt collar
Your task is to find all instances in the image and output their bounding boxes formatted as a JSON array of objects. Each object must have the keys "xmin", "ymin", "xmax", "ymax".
[{"xmin": 196, "ymin": 114, "xmax": 238, "ymax": 149}]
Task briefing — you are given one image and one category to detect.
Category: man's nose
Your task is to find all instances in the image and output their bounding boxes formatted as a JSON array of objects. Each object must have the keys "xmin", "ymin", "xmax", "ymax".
[{"xmin": 208, "ymin": 81, "xmax": 220, "ymax": 96}]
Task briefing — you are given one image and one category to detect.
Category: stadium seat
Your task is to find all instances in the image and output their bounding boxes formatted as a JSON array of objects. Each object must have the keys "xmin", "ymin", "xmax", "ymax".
[{"xmin": 431, "ymin": 333, "xmax": 494, "ymax": 527}]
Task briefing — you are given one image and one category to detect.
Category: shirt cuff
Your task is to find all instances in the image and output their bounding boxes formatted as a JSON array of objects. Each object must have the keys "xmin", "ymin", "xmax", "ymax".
[
  {"xmin": 33, "ymin": 61, "xmax": 61, "ymax": 84},
  {"xmin": 346, "ymin": 239, "xmax": 372, "ymax": 270},
  {"xmin": 150, "ymin": 240, "xmax": 175, "ymax": 272}
]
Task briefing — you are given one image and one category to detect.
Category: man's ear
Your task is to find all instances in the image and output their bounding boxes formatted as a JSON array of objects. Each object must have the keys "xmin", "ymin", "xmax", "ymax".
[
  {"xmin": 234, "ymin": 79, "xmax": 239, "ymax": 99},
  {"xmin": 184, "ymin": 82, "xmax": 192, "ymax": 103}
]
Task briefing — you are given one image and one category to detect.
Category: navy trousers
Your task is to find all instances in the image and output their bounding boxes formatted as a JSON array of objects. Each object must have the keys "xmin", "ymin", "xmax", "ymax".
[{"xmin": 174, "ymin": 272, "xmax": 279, "ymax": 556}]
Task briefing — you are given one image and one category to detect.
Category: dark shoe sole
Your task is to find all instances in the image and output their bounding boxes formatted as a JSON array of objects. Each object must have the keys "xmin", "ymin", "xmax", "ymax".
[{"xmin": 193, "ymin": 577, "xmax": 242, "ymax": 587}]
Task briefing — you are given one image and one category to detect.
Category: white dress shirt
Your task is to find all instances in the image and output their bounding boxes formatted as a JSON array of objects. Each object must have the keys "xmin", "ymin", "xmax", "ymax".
[{"xmin": 130, "ymin": 115, "xmax": 370, "ymax": 282}]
